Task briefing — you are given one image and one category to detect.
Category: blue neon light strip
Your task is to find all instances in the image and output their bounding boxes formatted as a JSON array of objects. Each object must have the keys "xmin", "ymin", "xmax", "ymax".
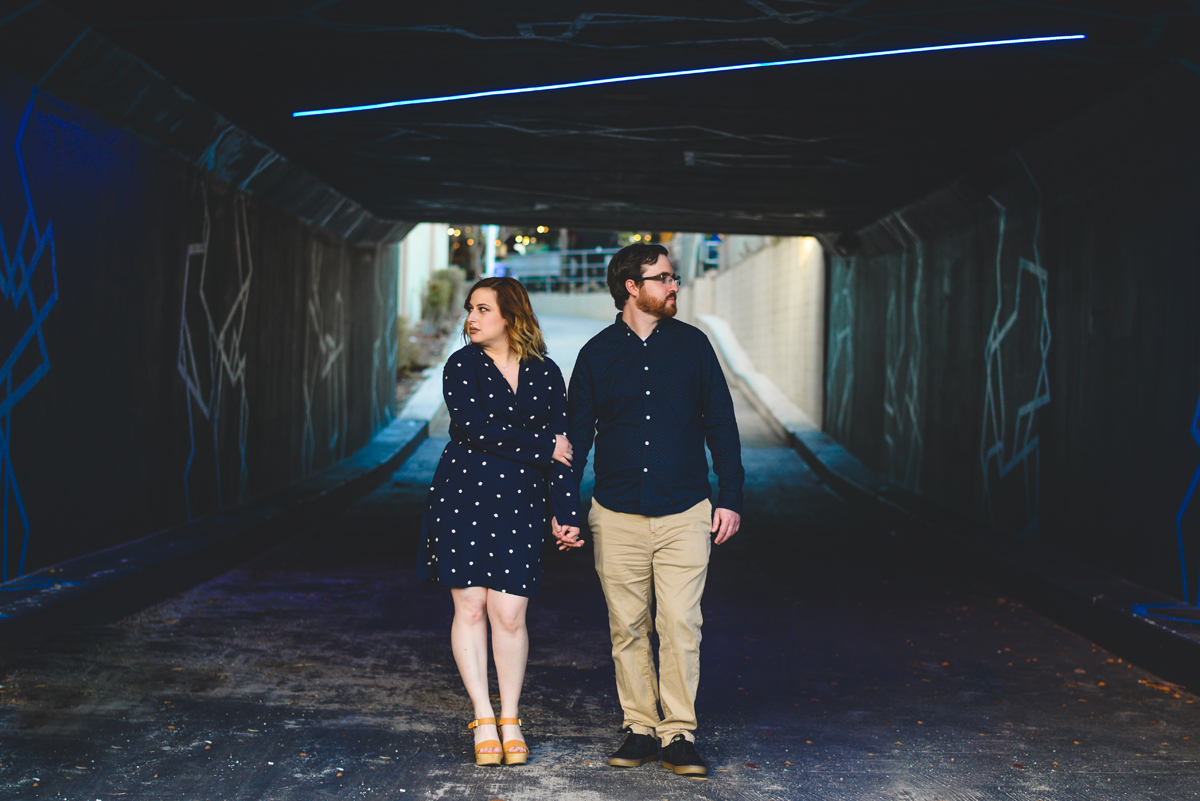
[{"xmin": 294, "ymin": 34, "xmax": 1086, "ymax": 118}]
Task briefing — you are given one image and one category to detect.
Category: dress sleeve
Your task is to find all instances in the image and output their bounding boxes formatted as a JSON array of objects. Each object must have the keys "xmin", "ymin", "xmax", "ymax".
[
  {"xmin": 547, "ymin": 361, "xmax": 581, "ymax": 526},
  {"xmin": 443, "ymin": 356, "xmax": 556, "ymax": 467}
]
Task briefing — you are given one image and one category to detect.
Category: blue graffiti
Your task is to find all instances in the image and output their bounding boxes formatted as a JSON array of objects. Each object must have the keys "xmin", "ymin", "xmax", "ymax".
[
  {"xmin": 1132, "ymin": 374, "xmax": 1200, "ymax": 622},
  {"xmin": 0, "ymin": 576, "xmax": 82, "ymax": 591},
  {"xmin": 1175, "ymin": 393, "xmax": 1200, "ymax": 606},
  {"xmin": 0, "ymin": 91, "xmax": 58, "ymax": 581}
]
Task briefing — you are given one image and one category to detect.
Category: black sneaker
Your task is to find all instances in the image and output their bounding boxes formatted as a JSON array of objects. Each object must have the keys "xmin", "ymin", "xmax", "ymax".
[
  {"xmin": 661, "ymin": 734, "xmax": 707, "ymax": 776},
  {"xmin": 608, "ymin": 730, "xmax": 659, "ymax": 767}
]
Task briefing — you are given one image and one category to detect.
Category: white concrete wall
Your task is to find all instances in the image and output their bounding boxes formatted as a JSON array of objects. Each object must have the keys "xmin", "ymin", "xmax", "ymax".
[
  {"xmin": 677, "ymin": 236, "xmax": 825, "ymax": 427},
  {"xmin": 397, "ymin": 223, "xmax": 449, "ymax": 324}
]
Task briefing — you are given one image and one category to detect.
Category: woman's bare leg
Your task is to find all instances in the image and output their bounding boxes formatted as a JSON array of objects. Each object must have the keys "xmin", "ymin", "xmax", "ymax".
[
  {"xmin": 487, "ymin": 592, "xmax": 530, "ymax": 752},
  {"xmin": 450, "ymin": 587, "xmax": 499, "ymax": 753}
]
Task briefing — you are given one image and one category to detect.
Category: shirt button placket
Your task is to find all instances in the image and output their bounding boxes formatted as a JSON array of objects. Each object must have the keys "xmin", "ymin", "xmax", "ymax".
[{"xmin": 641, "ymin": 346, "xmax": 651, "ymax": 509}]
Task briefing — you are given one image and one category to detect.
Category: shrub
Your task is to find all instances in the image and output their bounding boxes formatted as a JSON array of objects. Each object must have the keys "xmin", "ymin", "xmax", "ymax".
[
  {"xmin": 422, "ymin": 267, "xmax": 467, "ymax": 331},
  {"xmin": 394, "ymin": 316, "xmax": 423, "ymax": 377}
]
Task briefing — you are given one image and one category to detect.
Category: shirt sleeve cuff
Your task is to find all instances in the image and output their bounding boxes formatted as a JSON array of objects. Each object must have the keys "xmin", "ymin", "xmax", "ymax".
[{"xmin": 716, "ymin": 492, "xmax": 742, "ymax": 515}]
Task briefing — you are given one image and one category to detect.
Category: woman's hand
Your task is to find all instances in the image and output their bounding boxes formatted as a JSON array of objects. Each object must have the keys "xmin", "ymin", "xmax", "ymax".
[
  {"xmin": 553, "ymin": 434, "xmax": 573, "ymax": 467},
  {"xmin": 551, "ymin": 517, "xmax": 584, "ymax": 550},
  {"xmin": 557, "ymin": 527, "xmax": 583, "ymax": 550}
]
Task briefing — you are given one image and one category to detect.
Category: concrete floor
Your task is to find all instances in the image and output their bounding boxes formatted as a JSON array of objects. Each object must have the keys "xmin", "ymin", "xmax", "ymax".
[{"xmin": 2, "ymin": 317, "xmax": 1199, "ymax": 800}]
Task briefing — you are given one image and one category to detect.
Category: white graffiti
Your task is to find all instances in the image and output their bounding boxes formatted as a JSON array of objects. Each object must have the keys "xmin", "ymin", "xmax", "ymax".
[
  {"xmin": 299, "ymin": 3, "xmax": 874, "ymax": 52},
  {"xmin": 979, "ymin": 153, "xmax": 1051, "ymax": 540},
  {"xmin": 176, "ymin": 186, "xmax": 253, "ymax": 519},
  {"xmin": 370, "ymin": 247, "xmax": 398, "ymax": 432},
  {"xmin": 302, "ymin": 244, "xmax": 348, "ymax": 475},
  {"xmin": 826, "ymin": 258, "xmax": 855, "ymax": 439},
  {"xmin": 880, "ymin": 212, "xmax": 924, "ymax": 491}
]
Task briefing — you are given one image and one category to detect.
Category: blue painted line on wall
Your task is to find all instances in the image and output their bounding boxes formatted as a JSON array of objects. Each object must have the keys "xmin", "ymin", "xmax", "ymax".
[
  {"xmin": 0, "ymin": 576, "xmax": 82, "ymax": 591},
  {"xmin": 1132, "ymin": 603, "xmax": 1200, "ymax": 625},
  {"xmin": 36, "ymin": 29, "xmax": 90, "ymax": 88},
  {"xmin": 0, "ymin": 90, "xmax": 59, "ymax": 580},
  {"xmin": 0, "ymin": 0, "xmax": 43, "ymax": 29},
  {"xmin": 1175, "ymin": 392, "xmax": 1200, "ymax": 606}
]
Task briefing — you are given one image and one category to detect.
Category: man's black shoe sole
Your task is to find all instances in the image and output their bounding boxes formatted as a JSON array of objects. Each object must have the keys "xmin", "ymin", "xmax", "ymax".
[
  {"xmin": 662, "ymin": 760, "xmax": 708, "ymax": 776},
  {"xmin": 608, "ymin": 755, "xmax": 657, "ymax": 767}
]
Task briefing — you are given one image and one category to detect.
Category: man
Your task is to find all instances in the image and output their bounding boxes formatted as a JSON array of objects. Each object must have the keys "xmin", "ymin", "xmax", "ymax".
[{"xmin": 559, "ymin": 242, "xmax": 744, "ymax": 776}]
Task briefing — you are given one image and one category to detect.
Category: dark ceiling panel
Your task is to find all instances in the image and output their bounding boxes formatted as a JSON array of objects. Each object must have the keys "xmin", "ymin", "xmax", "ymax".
[{"xmin": 51, "ymin": 1, "xmax": 1200, "ymax": 234}]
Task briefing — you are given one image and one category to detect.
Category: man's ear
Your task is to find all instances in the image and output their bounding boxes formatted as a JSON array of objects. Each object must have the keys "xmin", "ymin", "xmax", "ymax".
[{"xmin": 625, "ymin": 278, "xmax": 640, "ymax": 298}]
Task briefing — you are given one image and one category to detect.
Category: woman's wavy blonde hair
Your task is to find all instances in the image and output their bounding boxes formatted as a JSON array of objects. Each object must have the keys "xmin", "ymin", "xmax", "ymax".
[{"xmin": 462, "ymin": 277, "xmax": 547, "ymax": 362}]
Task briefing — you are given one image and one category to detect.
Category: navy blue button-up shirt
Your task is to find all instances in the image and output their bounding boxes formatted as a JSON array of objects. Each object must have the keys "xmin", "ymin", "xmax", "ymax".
[{"xmin": 567, "ymin": 314, "xmax": 744, "ymax": 517}]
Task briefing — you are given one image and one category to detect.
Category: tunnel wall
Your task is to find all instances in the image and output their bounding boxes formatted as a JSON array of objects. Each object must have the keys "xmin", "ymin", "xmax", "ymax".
[
  {"xmin": 680, "ymin": 236, "xmax": 825, "ymax": 426},
  {"xmin": 0, "ymin": 71, "xmax": 398, "ymax": 581},
  {"xmin": 824, "ymin": 65, "xmax": 1200, "ymax": 601}
]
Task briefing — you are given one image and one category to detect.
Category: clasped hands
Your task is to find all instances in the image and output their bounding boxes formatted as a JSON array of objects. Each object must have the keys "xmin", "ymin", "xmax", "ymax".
[
  {"xmin": 551, "ymin": 434, "xmax": 583, "ymax": 550},
  {"xmin": 550, "ymin": 516, "xmax": 583, "ymax": 550}
]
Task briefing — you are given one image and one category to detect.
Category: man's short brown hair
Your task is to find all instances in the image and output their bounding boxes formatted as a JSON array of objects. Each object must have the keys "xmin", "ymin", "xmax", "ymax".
[{"xmin": 606, "ymin": 243, "xmax": 670, "ymax": 310}]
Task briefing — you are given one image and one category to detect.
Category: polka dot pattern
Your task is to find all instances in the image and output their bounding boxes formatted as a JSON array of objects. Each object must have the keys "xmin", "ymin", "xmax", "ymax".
[{"xmin": 417, "ymin": 344, "xmax": 581, "ymax": 598}]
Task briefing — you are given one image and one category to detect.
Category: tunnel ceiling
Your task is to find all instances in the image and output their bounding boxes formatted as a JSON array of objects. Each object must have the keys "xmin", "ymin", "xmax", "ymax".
[{"xmin": 54, "ymin": 1, "xmax": 1200, "ymax": 235}]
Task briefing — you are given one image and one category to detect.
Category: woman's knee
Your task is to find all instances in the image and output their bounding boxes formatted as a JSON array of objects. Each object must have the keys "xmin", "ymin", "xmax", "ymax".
[
  {"xmin": 452, "ymin": 588, "xmax": 490, "ymax": 624},
  {"xmin": 488, "ymin": 598, "xmax": 528, "ymax": 636}
]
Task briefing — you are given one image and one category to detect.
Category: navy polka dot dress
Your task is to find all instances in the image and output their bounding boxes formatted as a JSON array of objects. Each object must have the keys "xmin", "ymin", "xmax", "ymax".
[{"xmin": 417, "ymin": 344, "xmax": 581, "ymax": 597}]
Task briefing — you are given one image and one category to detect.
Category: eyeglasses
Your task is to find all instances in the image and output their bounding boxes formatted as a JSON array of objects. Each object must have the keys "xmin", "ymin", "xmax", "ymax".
[{"xmin": 635, "ymin": 272, "xmax": 683, "ymax": 287}]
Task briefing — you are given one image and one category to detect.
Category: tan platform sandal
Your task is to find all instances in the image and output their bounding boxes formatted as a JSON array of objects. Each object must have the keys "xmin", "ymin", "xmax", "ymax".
[
  {"xmin": 468, "ymin": 717, "xmax": 503, "ymax": 766},
  {"xmin": 499, "ymin": 717, "xmax": 528, "ymax": 765}
]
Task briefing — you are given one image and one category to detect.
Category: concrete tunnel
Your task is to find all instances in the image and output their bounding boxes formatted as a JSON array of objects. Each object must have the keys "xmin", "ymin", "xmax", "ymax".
[{"xmin": 2, "ymin": 2, "xmax": 1200, "ymax": 798}]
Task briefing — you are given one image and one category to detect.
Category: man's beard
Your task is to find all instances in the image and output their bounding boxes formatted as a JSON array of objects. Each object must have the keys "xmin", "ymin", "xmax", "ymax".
[{"xmin": 636, "ymin": 291, "xmax": 677, "ymax": 318}]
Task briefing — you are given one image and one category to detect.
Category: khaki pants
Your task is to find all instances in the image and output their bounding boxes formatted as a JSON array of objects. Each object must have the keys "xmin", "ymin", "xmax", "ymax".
[{"xmin": 589, "ymin": 497, "xmax": 712, "ymax": 743}]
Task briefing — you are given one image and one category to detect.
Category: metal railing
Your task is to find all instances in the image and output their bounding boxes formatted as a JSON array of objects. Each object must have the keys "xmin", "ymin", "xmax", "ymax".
[{"xmin": 497, "ymin": 248, "xmax": 621, "ymax": 293}]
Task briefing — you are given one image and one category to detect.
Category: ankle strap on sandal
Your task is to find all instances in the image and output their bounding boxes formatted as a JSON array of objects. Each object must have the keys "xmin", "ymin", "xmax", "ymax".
[
  {"xmin": 468, "ymin": 717, "xmax": 497, "ymax": 729},
  {"xmin": 498, "ymin": 718, "xmax": 522, "ymax": 726}
]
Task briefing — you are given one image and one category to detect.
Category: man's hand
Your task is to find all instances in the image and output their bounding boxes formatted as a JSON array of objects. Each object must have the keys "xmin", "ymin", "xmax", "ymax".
[
  {"xmin": 711, "ymin": 508, "xmax": 741, "ymax": 544},
  {"xmin": 552, "ymin": 434, "xmax": 573, "ymax": 467},
  {"xmin": 551, "ymin": 516, "xmax": 584, "ymax": 550}
]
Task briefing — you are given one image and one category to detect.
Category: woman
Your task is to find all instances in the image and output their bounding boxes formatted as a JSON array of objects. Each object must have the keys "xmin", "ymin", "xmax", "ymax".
[{"xmin": 417, "ymin": 277, "xmax": 584, "ymax": 766}]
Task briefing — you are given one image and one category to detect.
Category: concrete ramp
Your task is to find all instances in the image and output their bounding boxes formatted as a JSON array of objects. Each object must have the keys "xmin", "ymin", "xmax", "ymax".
[{"xmin": 537, "ymin": 313, "xmax": 611, "ymax": 386}]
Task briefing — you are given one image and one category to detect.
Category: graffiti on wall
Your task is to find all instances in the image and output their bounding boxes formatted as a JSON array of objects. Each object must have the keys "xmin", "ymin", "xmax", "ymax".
[
  {"xmin": 302, "ymin": 244, "xmax": 348, "ymax": 475},
  {"xmin": 1174, "ymin": 396, "xmax": 1200, "ymax": 606},
  {"xmin": 1132, "ymin": 396, "xmax": 1200, "ymax": 620},
  {"xmin": 176, "ymin": 184, "xmax": 253, "ymax": 519},
  {"xmin": 979, "ymin": 153, "xmax": 1050, "ymax": 541},
  {"xmin": 880, "ymin": 213, "xmax": 925, "ymax": 491},
  {"xmin": 370, "ymin": 248, "xmax": 398, "ymax": 433},
  {"xmin": 0, "ymin": 93, "xmax": 58, "ymax": 580},
  {"xmin": 825, "ymin": 258, "xmax": 855, "ymax": 441}
]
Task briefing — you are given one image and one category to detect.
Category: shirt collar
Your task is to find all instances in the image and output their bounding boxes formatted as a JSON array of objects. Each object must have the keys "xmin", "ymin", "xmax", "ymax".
[{"xmin": 614, "ymin": 312, "xmax": 675, "ymax": 339}]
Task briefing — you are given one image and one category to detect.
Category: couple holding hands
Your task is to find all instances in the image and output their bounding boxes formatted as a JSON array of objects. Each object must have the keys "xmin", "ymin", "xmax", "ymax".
[{"xmin": 417, "ymin": 243, "xmax": 744, "ymax": 777}]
